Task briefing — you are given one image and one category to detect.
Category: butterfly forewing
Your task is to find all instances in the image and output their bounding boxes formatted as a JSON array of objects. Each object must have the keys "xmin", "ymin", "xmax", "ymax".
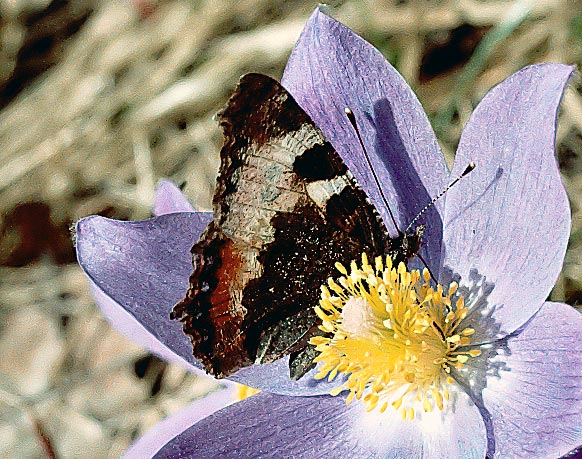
[{"xmin": 172, "ymin": 73, "xmax": 391, "ymax": 379}]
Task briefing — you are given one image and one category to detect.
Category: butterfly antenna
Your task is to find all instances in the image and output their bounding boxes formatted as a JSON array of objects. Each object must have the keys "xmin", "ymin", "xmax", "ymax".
[
  {"xmin": 344, "ymin": 107, "xmax": 400, "ymax": 234},
  {"xmin": 405, "ymin": 162, "xmax": 475, "ymax": 233}
]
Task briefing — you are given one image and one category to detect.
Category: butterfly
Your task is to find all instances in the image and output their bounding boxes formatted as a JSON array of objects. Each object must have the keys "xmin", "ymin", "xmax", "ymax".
[{"xmin": 171, "ymin": 73, "xmax": 422, "ymax": 380}]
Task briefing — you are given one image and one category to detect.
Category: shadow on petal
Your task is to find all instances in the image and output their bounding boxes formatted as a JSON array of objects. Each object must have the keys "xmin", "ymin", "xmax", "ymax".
[
  {"xmin": 438, "ymin": 266, "xmax": 507, "ymax": 457},
  {"xmin": 371, "ymin": 99, "xmax": 444, "ymax": 275}
]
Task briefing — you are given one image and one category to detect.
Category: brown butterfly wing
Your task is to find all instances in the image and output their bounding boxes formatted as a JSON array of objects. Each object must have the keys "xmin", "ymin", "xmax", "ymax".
[{"xmin": 172, "ymin": 73, "xmax": 390, "ymax": 379}]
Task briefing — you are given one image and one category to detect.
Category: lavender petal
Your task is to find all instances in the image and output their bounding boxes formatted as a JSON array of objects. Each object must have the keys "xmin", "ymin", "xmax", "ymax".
[
  {"xmin": 76, "ymin": 213, "xmax": 339, "ymax": 395},
  {"xmin": 124, "ymin": 386, "xmax": 237, "ymax": 459},
  {"xmin": 442, "ymin": 64, "xmax": 573, "ymax": 338},
  {"xmin": 482, "ymin": 302, "xmax": 582, "ymax": 458},
  {"xmin": 152, "ymin": 390, "xmax": 485, "ymax": 459},
  {"xmin": 282, "ymin": 7, "xmax": 449, "ymax": 273},
  {"xmin": 76, "ymin": 213, "xmax": 211, "ymax": 369},
  {"xmin": 153, "ymin": 180, "xmax": 195, "ymax": 216}
]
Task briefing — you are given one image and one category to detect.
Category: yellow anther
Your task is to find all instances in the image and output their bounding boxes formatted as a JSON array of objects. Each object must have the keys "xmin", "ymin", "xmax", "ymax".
[
  {"xmin": 431, "ymin": 388, "xmax": 444, "ymax": 410},
  {"xmin": 329, "ymin": 386, "xmax": 343, "ymax": 396},
  {"xmin": 310, "ymin": 255, "xmax": 480, "ymax": 417},
  {"xmin": 423, "ymin": 398, "xmax": 432, "ymax": 412},
  {"xmin": 392, "ymin": 397, "xmax": 403, "ymax": 410},
  {"xmin": 423, "ymin": 269, "xmax": 431, "ymax": 282},
  {"xmin": 236, "ymin": 384, "xmax": 261, "ymax": 401},
  {"xmin": 361, "ymin": 252, "xmax": 370, "ymax": 266},
  {"xmin": 456, "ymin": 354, "xmax": 469, "ymax": 364},
  {"xmin": 335, "ymin": 262, "xmax": 348, "ymax": 275}
]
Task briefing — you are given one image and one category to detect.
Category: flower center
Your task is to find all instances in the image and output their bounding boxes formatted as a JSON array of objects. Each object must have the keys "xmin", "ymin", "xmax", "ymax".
[{"xmin": 310, "ymin": 254, "xmax": 481, "ymax": 419}]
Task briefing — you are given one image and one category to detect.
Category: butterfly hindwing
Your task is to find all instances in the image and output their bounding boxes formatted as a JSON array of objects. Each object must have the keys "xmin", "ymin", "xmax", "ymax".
[{"xmin": 172, "ymin": 73, "xmax": 391, "ymax": 379}]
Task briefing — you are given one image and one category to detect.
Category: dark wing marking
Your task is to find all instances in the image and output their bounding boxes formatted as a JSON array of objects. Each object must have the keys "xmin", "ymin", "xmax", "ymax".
[{"xmin": 172, "ymin": 73, "xmax": 390, "ymax": 379}]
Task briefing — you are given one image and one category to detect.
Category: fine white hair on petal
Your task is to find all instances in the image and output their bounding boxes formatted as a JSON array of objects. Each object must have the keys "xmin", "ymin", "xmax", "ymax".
[
  {"xmin": 350, "ymin": 386, "xmax": 486, "ymax": 458},
  {"xmin": 341, "ymin": 297, "xmax": 378, "ymax": 338}
]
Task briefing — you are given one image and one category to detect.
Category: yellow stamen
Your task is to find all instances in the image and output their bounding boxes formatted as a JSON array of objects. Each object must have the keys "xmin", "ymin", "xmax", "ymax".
[
  {"xmin": 235, "ymin": 384, "xmax": 260, "ymax": 401},
  {"xmin": 310, "ymin": 254, "xmax": 480, "ymax": 416}
]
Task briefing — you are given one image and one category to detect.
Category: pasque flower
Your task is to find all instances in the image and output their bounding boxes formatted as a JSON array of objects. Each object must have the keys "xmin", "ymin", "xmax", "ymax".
[{"xmin": 76, "ymin": 8, "xmax": 582, "ymax": 459}]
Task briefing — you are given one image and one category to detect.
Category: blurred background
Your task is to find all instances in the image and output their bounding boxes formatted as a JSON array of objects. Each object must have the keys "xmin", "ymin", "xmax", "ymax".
[{"xmin": 1, "ymin": 0, "xmax": 582, "ymax": 457}]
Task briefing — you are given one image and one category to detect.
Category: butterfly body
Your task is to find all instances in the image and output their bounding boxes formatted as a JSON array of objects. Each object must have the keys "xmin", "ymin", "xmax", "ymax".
[{"xmin": 172, "ymin": 73, "xmax": 421, "ymax": 379}]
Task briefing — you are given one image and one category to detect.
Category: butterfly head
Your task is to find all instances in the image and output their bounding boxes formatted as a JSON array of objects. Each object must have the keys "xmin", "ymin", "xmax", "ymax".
[{"xmin": 387, "ymin": 224, "xmax": 424, "ymax": 265}]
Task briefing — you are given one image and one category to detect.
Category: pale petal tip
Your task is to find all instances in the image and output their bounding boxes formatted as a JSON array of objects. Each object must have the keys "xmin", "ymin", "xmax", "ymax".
[
  {"xmin": 153, "ymin": 179, "xmax": 195, "ymax": 216},
  {"xmin": 74, "ymin": 215, "xmax": 100, "ymax": 249}
]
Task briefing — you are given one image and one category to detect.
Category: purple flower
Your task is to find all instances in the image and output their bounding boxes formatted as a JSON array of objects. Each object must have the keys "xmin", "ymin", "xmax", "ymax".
[{"xmin": 76, "ymin": 8, "xmax": 582, "ymax": 459}]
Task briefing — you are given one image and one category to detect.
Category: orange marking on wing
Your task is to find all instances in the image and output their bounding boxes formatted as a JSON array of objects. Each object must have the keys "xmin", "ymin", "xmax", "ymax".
[{"xmin": 208, "ymin": 239, "xmax": 248, "ymax": 357}]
